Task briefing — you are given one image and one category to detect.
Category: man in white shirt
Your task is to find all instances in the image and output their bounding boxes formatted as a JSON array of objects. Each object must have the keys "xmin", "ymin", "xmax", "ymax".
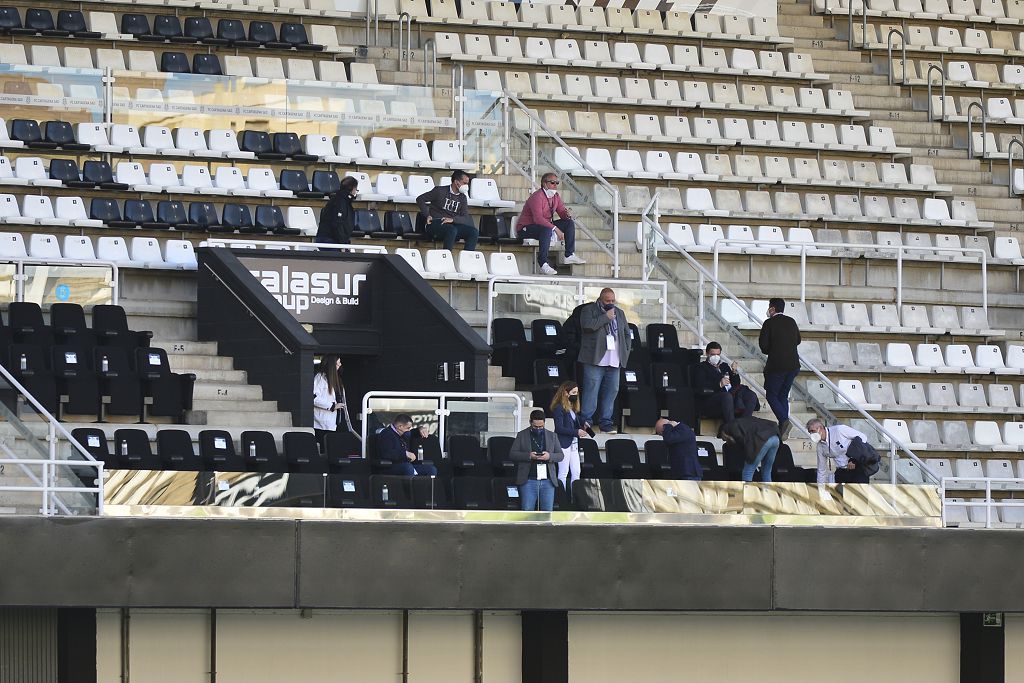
[{"xmin": 806, "ymin": 418, "xmax": 870, "ymax": 484}]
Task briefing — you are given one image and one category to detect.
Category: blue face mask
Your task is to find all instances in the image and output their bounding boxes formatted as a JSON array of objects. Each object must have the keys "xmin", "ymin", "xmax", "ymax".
[
  {"xmin": 603, "ymin": 303, "xmax": 615, "ymax": 311},
  {"xmin": 532, "ymin": 427, "xmax": 545, "ymax": 436}
]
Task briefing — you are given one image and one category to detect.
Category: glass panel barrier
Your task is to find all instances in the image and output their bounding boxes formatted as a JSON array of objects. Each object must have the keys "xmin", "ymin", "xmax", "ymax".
[
  {"xmin": 445, "ymin": 396, "xmax": 522, "ymax": 446},
  {"xmin": 464, "ymin": 88, "xmax": 503, "ymax": 174},
  {"xmin": 22, "ymin": 264, "xmax": 113, "ymax": 306},
  {"xmin": 0, "ymin": 264, "xmax": 15, "ymax": 303},
  {"xmin": 0, "ymin": 64, "xmax": 105, "ymax": 125}
]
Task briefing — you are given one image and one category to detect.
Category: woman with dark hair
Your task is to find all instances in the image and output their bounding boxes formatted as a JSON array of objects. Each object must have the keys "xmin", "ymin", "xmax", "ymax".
[
  {"xmin": 550, "ymin": 380, "xmax": 587, "ymax": 490},
  {"xmin": 312, "ymin": 354, "xmax": 358, "ymax": 448}
]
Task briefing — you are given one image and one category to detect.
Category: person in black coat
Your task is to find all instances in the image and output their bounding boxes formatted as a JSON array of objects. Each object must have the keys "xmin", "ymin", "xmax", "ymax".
[
  {"xmin": 693, "ymin": 341, "xmax": 758, "ymax": 425},
  {"xmin": 375, "ymin": 414, "xmax": 438, "ymax": 476},
  {"xmin": 316, "ymin": 175, "xmax": 359, "ymax": 245},
  {"xmin": 654, "ymin": 418, "xmax": 701, "ymax": 480},
  {"xmin": 718, "ymin": 416, "xmax": 781, "ymax": 482},
  {"xmin": 758, "ymin": 297, "xmax": 801, "ymax": 438}
]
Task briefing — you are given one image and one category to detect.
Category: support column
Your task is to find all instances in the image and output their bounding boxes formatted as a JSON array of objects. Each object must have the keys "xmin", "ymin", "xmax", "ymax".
[
  {"xmin": 961, "ymin": 613, "xmax": 1003, "ymax": 683},
  {"xmin": 58, "ymin": 608, "xmax": 96, "ymax": 683},
  {"xmin": 521, "ymin": 610, "xmax": 567, "ymax": 683}
]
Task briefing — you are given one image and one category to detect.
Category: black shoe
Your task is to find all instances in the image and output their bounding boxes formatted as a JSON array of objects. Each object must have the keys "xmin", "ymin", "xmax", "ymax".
[{"xmin": 779, "ymin": 420, "xmax": 793, "ymax": 440}]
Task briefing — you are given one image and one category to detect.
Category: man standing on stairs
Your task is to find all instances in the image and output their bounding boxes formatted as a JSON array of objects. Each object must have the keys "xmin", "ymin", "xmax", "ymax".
[
  {"xmin": 759, "ymin": 297, "xmax": 801, "ymax": 439},
  {"xmin": 579, "ymin": 288, "xmax": 631, "ymax": 434},
  {"xmin": 515, "ymin": 172, "xmax": 586, "ymax": 275}
]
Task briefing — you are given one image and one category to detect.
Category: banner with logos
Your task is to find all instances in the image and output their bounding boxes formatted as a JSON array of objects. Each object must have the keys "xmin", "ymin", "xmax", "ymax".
[{"xmin": 239, "ymin": 256, "xmax": 373, "ymax": 325}]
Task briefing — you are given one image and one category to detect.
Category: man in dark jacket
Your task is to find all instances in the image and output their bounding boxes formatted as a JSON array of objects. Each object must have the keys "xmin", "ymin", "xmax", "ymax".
[
  {"xmin": 694, "ymin": 341, "xmax": 758, "ymax": 425},
  {"xmin": 415, "ymin": 170, "xmax": 479, "ymax": 252},
  {"xmin": 375, "ymin": 414, "xmax": 438, "ymax": 476},
  {"xmin": 718, "ymin": 416, "xmax": 781, "ymax": 482},
  {"xmin": 655, "ymin": 418, "xmax": 701, "ymax": 480},
  {"xmin": 509, "ymin": 409, "xmax": 564, "ymax": 511},
  {"xmin": 578, "ymin": 288, "xmax": 632, "ymax": 434},
  {"xmin": 758, "ymin": 297, "xmax": 801, "ymax": 438},
  {"xmin": 316, "ymin": 175, "xmax": 359, "ymax": 244}
]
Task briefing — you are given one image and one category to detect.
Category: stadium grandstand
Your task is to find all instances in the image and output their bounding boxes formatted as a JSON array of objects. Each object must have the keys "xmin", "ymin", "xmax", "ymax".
[{"xmin": 1, "ymin": 0, "xmax": 1024, "ymax": 679}]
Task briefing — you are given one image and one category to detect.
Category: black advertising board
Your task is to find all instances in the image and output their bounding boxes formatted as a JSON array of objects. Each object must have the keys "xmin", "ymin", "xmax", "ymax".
[{"xmin": 238, "ymin": 255, "xmax": 373, "ymax": 325}]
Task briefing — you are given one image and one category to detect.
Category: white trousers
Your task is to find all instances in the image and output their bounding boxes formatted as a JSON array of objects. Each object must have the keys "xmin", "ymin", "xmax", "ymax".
[{"xmin": 558, "ymin": 440, "xmax": 581, "ymax": 489}]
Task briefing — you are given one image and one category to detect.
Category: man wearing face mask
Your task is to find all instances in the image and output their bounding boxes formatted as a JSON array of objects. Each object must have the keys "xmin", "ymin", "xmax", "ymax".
[
  {"xmin": 516, "ymin": 172, "xmax": 585, "ymax": 275},
  {"xmin": 578, "ymin": 288, "xmax": 632, "ymax": 434},
  {"xmin": 694, "ymin": 341, "xmax": 759, "ymax": 425},
  {"xmin": 316, "ymin": 175, "xmax": 360, "ymax": 245},
  {"xmin": 654, "ymin": 418, "xmax": 701, "ymax": 480},
  {"xmin": 806, "ymin": 418, "xmax": 871, "ymax": 484},
  {"xmin": 758, "ymin": 296, "xmax": 801, "ymax": 439},
  {"xmin": 415, "ymin": 170, "xmax": 479, "ymax": 252},
  {"xmin": 509, "ymin": 409, "xmax": 565, "ymax": 511}
]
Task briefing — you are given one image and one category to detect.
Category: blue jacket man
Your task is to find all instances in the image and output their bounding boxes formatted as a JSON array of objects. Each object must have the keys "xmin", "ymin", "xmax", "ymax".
[
  {"xmin": 654, "ymin": 418, "xmax": 702, "ymax": 480},
  {"xmin": 375, "ymin": 414, "xmax": 437, "ymax": 476}
]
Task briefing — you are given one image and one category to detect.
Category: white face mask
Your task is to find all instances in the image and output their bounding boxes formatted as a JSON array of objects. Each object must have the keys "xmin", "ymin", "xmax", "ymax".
[
  {"xmin": 809, "ymin": 431, "xmax": 822, "ymax": 444},
  {"xmin": 707, "ymin": 354, "xmax": 722, "ymax": 365},
  {"xmin": 543, "ymin": 188, "xmax": 557, "ymax": 199}
]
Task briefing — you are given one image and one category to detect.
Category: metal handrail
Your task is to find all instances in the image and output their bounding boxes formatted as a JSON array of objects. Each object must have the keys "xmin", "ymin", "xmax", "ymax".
[
  {"xmin": 639, "ymin": 215, "xmax": 940, "ymax": 485},
  {"xmin": 941, "ymin": 477, "xmax": 1024, "ymax": 528},
  {"xmin": 0, "ymin": 361, "xmax": 104, "ymax": 514},
  {"xmin": 1007, "ymin": 137, "xmax": 1024, "ymax": 197},
  {"xmin": 452, "ymin": 63, "xmax": 464, "ymax": 138},
  {"xmin": 966, "ymin": 100, "xmax": 987, "ymax": 158},
  {"xmin": 887, "ymin": 29, "xmax": 906, "ymax": 85},
  {"xmin": 0, "ymin": 459, "xmax": 105, "ymax": 516},
  {"xmin": 484, "ymin": 276, "xmax": 668, "ymax": 344},
  {"xmin": 705, "ymin": 238, "xmax": 989, "ymax": 316},
  {"xmin": 360, "ymin": 391, "xmax": 524, "ymax": 459},
  {"xmin": 423, "ymin": 38, "xmax": 437, "ymax": 89},
  {"xmin": 365, "ymin": 0, "xmax": 378, "ymax": 46},
  {"xmin": 0, "ymin": 257, "xmax": 119, "ymax": 304},
  {"xmin": 394, "ymin": 12, "xmax": 412, "ymax": 70},
  {"xmin": 848, "ymin": 0, "xmax": 868, "ymax": 49},
  {"xmin": 926, "ymin": 64, "xmax": 947, "ymax": 120},
  {"xmin": 504, "ymin": 90, "xmax": 621, "ymax": 278}
]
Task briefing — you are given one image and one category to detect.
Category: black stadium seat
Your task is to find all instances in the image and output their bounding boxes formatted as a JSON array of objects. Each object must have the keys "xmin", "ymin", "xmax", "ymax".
[
  {"xmin": 487, "ymin": 435, "xmax": 515, "ymax": 477},
  {"xmin": 370, "ymin": 475, "xmax": 414, "ymax": 508},
  {"xmin": 222, "ymin": 203, "xmax": 255, "ymax": 232},
  {"xmin": 255, "ymin": 205, "xmax": 299, "ymax": 235},
  {"xmin": 327, "ymin": 474, "xmax": 369, "ymax": 507},
  {"xmin": 453, "ymin": 476, "xmax": 491, "ymax": 509},
  {"xmin": 93, "ymin": 305, "xmax": 152, "ymax": 352},
  {"xmin": 44, "ymin": 121, "xmax": 90, "ymax": 150},
  {"xmin": 312, "ymin": 170, "xmax": 341, "ymax": 196},
  {"xmin": 479, "ymin": 215, "xmax": 520, "ymax": 245},
  {"xmin": 71, "ymin": 428, "xmax": 115, "ymax": 467},
  {"xmin": 530, "ymin": 318, "xmax": 566, "ymax": 360},
  {"xmin": 124, "ymin": 200, "xmax": 169, "ymax": 231},
  {"xmin": 323, "ymin": 431, "xmax": 365, "ymax": 474},
  {"xmin": 135, "ymin": 347, "xmax": 194, "ymax": 419},
  {"xmin": 95, "ymin": 345, "xmax": 142, "ymax": 420},
  {"xmin": 185, "ymin": 17, "xmax": 225, "ymax": 44},
  {"xmin": 49, "ymin": 159, "xmax": 94, "ymax": 188},
  {"xmin": 199, "ymin": 430, "xmax": 244, "ymax": 471},
  {"xmin": 25, "ymin": 8, "xmax": 66, "ymax": 36},
  {"xmin": 279, "ymin": 170, "xmax": 322, "ymax": 198},
  {"xmin": 605, "ymin": 439, "xmax": 648, "ymax": 479},
  {"xmin": 83, "ymin": 161, "xmax": 128, "ymax": 191},
  {"xmin": 0, "ymin": 7, "xmax": 31, "ymax": 34},
  {"xmin": 249, "ymin": 20, "xmax": 289, "ymax": 49},
  {"xmin": 160, "ymin": 51, "xmax": 191, "ymax": 74},
  {"xmin": 491, "ymin": 318, "xmax": 533, "ymax": 385},
  {"xmin": 283, "ymin": 431, "xmax": 327, "ymax": 473},
  {"xmin": 410, "ymin": 476, "xmax": 450, "ymax": 509},
  {"xmin": 114, "ymin": 429, "xmax": 161, "ymax": 469},
  {"xmin": 156, "ymin": 201, "xmax": 188, "ymax": 229},
  {"xmin": 8, "ymin": 302, "xmax": 54, "ymax": 346},
  {"xmin": 9, "ymin": 343, "xmax": 57, "ymax": 414},
  {"xmin": 153, "ymin": 15, "xmax": 192, "ymax": 42},
  {"xmin": 240, "ymin": 130, "xmax": 284, "ymax": 160},
  {"xmin": 50, "ymin": 303, "xmax": 94, "ymax": 348},
  {"xmin": 354, "ymin": 209, "xmax": 386, "ymax": 237},
  {"xmin": 448, "ymin": 434, "xmax": 488, "ymax": 475},
  {"xmin": 192, "ymin": 54, "xmax": 222, "ymax": 76},
  {"xmin": 157, "ymin": 429, "xmax": 202, "ymax": 471},
  {"xmin": 241, "ymin": 431, "xmax": 287, "ymax": 472},
  {"xmin": 188, "ymin": 202, "xmax": 222, "ymax": 231},
  {"xmin": 280, "ymin": 22, "xmax": 323, "ymax": 50},
  {"xmin": 57, "ymin": 10, "xmax": 99, "ymax": 38},
  {"xmin": 52, "ymin": 345, "xmax": 100, "ymax": 418},
  {"xmin": 217, "ymin": 18, "xmax": 257, "ymax": 47},
  {"xmin": 274, "ymin": 133, "xmax": 318, "ymax": 162},
  {"xmin": 89, "ymin": 198, "xmax": 135, "ymax": 230},
  {"xmin": 490, "ymin": 478, "xmax": 521, "ymax": 510},
  {"xmin": 121, "ymin": 13, "xmax": 160, "ymax": 41},
  {"xmin": 643, "ymin": 440, "xmax": 673, "ymax": 479},
  {"xmin": 579, "ymin": 439, "xmax": 612, "ymax": 478},
  {"xmin": 618, "ymin": 367, "xmax": 658, "ymax": 429},
  {"xmin": 11, "ymin": 120, "xmax": 55, "ymax": 149}
]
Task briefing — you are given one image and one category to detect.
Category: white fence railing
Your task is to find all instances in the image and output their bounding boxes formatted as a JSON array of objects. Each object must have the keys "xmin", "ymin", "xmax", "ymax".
[{"xmin": 942, "ymin": 478, "xmax": 1024, "ymax": 528}]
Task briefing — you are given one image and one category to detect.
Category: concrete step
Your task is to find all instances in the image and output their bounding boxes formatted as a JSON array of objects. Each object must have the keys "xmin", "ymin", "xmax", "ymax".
[
  {"xmin": 167, "ymin": 355, "xmax": 237, "ymax": 371},
  {"xmin": 814, "ymin": 60, "xmax": 875, "ymax": 74},
  {"xmin": 185, "ymin": 409, "xmax": 293, "ymax": 427},
  {"xmin": 191, "ymin": 383, "xmax": 265, "ymax": 401},
  {"xmin": 158, "ymin": 341, "xmax": 221, "ymax": 356},
  {"xmin": 190, "ymin": 397, "xmax": 279, "ymax": 411}
]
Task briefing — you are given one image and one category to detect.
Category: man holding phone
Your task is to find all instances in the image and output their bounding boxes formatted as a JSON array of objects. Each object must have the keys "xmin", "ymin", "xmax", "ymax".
[{"xmin": 509, "ymin": 409, "xmax": 564, "ymax": 511}]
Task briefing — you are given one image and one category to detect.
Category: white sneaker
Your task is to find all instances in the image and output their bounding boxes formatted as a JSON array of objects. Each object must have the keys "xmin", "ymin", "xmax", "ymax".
[
  {"xmin": 540, "ymin": 263, "xmax": 558, "ymax": 276},
  {"xmin": 562, "ymin": 254, "xmax": 586, "ymax": 265}
]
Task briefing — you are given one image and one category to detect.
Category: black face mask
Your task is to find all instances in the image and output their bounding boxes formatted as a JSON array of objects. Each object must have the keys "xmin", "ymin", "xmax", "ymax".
[
  {"xmin": 602, "ymin": 303, "xmax": 615, "ymax": 311},
  {"xmin": 569, "ymin": 394, "xmax": 578, "ymax": 403},
  {"xmin": 532, "ymin": 427, "xmax": 545, "ymax": 436}
]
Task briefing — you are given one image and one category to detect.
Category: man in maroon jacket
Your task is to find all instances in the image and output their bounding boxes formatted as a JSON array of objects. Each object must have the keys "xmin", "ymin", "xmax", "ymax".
[{"xmin": 516, "ymin": 172, "xmax": 586, "ymax": 275}]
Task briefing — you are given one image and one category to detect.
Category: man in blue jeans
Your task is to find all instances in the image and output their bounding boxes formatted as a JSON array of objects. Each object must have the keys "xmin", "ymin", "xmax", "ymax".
[
  {"xmin": 578, "ymin": 288, "xmax": 632, "ymax": 434},
  {"xmin": 375, "ymin": 414, "xmax": 438, "ymax": 476},
  {"xmin": 509, "ymin": 409, "xmax": 564, "ymax": 511},
  {"xmin": 718, "ymin": 416, "xmax": 782, "ymax": 482},
  {"xmin": 758, "ymin": 297, "xmax": 801, "ymax": 440}
]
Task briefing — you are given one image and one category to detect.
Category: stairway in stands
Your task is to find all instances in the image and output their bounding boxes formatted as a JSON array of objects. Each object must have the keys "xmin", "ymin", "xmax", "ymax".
[{"xmin": 781, "ymin": 0, "xmax": 1024, "ymax": 235}]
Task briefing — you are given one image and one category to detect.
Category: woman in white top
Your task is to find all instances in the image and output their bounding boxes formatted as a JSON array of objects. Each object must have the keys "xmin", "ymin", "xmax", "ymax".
[
  {"xmin": 806, "ymin": 417, "xmax": 869, "ymax": 484},
  {"xmin": 313, "ymin": 354, "xmax": 359, "ymax": 449}
]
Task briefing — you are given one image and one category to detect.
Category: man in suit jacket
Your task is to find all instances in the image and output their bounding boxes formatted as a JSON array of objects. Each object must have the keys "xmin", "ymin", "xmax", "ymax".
[
  {"xmin": 376, "ymin": 414, "xmax": 438, "ymax": 476},
  {"xmin": 509, "ymin": 409, "xmax": 565, "ymax": 511},
  {"xmin": 655, "ymin": 418, "xmax": 701, "ymax": 480},
  {"xmin": 758, "ymin": 297, "xmax": 801, "ymax": 439},
  {"xmin": 578, "ymin": 288, "xmax": 632, "ymax": 434}
]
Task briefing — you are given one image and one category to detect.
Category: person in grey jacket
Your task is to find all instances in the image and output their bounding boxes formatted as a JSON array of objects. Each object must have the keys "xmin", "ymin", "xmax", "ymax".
[
  {"xmin": 509, "ymin": 409, "xmax": 565, "ymax": 511},
  {"xmin": 415, "ymin": 170, "xmax": 479, "ymax": 252},
  {"xmin": 578, "ymin": 288, "xmax": 632, "ymax": 434}
]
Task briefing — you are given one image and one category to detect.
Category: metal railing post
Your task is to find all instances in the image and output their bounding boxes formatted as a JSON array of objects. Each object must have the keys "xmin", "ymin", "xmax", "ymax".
[
  {"xmin": 422, "ymin": 39, "xmax": 436, "ymax": 89},
  {"xmin": 896, "ymin": 246, "xmax": 903, "ymax": 309},
  {"xmin": 500, "ymin": 93, "xmax": 509, "ymax": 175},
  {"xmin": 926, "ymin": 65, "xmax": 946, "ymax": 121},
  {"xmin": 1007, "ymin": 138, "xmax": 1024, "ymax": 197},
  {"xmin": 986, "ymin": 479, "xmax": 993, "ymax": 528},
  {"xmin": 612, "ymin": 200, "xmax": 620, "ymax": 278},
  {"xmin": 696, "ymin": 271, "xmax": 705, "ymax": 341},
  {"xmin": 889, "ymin": 443, "xmax": 898, "ymax": 485},
  {"xmin": 800, "ymin": 245, "xmax": 807, "ymax": 303},
  {"xmin": 887, "ymin": 29, "xmax": 906, "ymax": 86},
  {"xmin": 966, "ymin": 101, "xmax": 986, "ymax": 158}
]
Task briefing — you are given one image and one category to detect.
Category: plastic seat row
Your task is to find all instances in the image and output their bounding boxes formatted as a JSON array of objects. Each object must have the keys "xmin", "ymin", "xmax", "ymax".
[
  {"xmin": 437, "ymin": 34, "xmax": 817, "ymax": 78},
  {"xmin": 802, "ymin": 339, "xmax": 1024, "ymax": 374},
  {"xmin": 557, "ymin": 149, "xmax": 940, "ymax": 189},
  {"xmin": 478, "ymin": 70, "xmax": 846, "ymax": 115},
  {"xmin": 812, "ymin": 377, "xmax": 1024, "ymax": 414},
  {"xmin": 930, "ymin": 94, "xmax": 1024, "ymax": 122},
  {"xmin": 892, "ymin": 57, "xmax": 1024, "ymax": 89},
  {"xmin": 395, "ymin": 248, "xmax": 525, "ymax": 280},
  {"xmin": 595, "ymin": 185, "xmax": 985, "ymax": 228},
  {"xmin": 0, "ymin": 7, "xmax": 97, "ymax": 37},
  {"xmin": 881, "ymin": 418, "xmax": 1024, "ymax": 452},
  {"xmin": 654, "ymin": 223, "xmax": 990, "ymax": 262},
  {"xmin": 721, "ymin": 298, "xmax": 997, "ymax": 335},
  {"xmin": 818, "ymin": 0, "xmax": 1024, "ymax": 23},
  {"xmin": 860, "ymin": 22, "xmax": 1020, "ymax": 54},
  {"xmin": 0, "ymin": 232, "xmax": 197, "ymax": 269}
]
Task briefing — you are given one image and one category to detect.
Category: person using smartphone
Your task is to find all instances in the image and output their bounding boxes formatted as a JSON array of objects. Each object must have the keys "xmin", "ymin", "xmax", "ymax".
[{"xmin": 509, "ymin": 409, "xmax": 564, "ymax": 511}]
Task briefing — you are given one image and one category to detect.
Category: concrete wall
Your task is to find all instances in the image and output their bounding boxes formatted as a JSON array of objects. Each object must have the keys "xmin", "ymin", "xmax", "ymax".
[
  {"xmin": 569, "ymin": 612, "xmax": 960, "ymax": 683},
  {"xmin": 1007, "ymin": 615, "xmax": 1024, "ymax": 683}
]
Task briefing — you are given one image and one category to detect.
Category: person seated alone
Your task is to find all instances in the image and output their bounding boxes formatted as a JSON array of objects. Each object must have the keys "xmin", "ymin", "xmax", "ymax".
[
  {"xmin": 654, "ymin": 418, "xmax": 701, "ymax": 481},
  {"xmin": 693, "ymin": 341, "xmax": 758, "ymax": 424},
  {"xmin": 415, "ymin": 170, "xmax": 479, "ymax": 252},
  {"xmin": 376, "ymin": 414, "xmax": 438, "ymax": 476}
]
